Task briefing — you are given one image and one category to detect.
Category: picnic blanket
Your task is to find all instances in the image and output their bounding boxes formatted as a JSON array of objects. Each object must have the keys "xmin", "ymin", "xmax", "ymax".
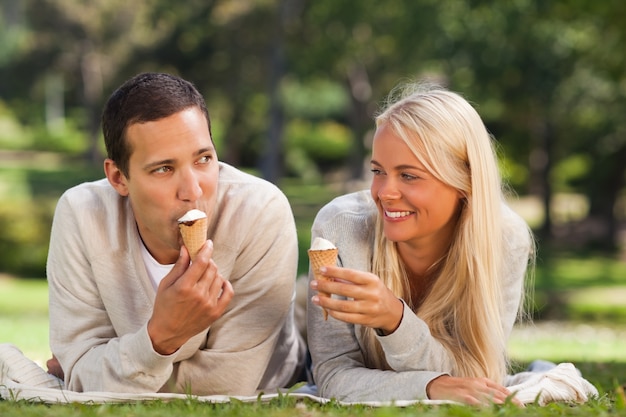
[{"xmin": 0, "ymin": 343, "xmax": 598, "ymax": 406}]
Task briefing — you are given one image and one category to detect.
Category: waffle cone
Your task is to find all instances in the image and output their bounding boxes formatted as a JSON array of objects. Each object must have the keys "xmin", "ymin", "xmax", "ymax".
[
  {"xmin": 308, "ymin": 248, "xmax": 338, "ymax": 320},
  {"xmin": 179, "ymin": 217, "xmax": 208, "ymax": 260}
]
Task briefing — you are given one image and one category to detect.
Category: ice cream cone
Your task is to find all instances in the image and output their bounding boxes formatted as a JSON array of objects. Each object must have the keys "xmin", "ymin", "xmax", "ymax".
[
  {"xmin": 178, "ymin": 216, "xmax": 208, "ymax": 260},
  {"xmin": 308, "ymin": 247, "xmax": 338, "ymax": 320}
]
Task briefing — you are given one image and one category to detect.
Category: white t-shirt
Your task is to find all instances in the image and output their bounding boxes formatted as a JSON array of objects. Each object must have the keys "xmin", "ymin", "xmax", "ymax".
[{"xmin": 140, "ymin": 239, "xmax": 174, "ymax": 289}]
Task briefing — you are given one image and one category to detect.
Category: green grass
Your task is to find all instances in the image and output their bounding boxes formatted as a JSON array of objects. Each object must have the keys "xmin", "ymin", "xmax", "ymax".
[
  {"xmin": 0, "ymin": 389, "xmax": 622, "ymax": 416},
  {"xmin": 0, "ymin": 277, "xmax": 50, "ymax": 363}
]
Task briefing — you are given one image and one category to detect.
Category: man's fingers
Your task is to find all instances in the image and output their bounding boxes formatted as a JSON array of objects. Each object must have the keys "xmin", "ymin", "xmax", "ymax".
[
  {"xmin": 158, "ymin": 246, "xmax": 191, "ymax": 289},
  {"xmin": 206, "ymin": 268, "xmax": 224, "ymax": 298},
  {"xmin": 218, "ymin": 280, "xmax": 234, "ymax": 304}
]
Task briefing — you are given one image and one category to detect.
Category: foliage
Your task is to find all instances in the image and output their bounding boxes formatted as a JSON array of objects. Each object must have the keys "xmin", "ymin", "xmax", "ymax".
[
  {"xmin": 0, "ymin": 199, "xmax": 53, "ymax": 276},
  {"xmin": 1, "ymin": 0, "xmax": 626, "ymax": 247},
  {"xmin": 286, "ymin": 120, "xmax": 351, "ymax": 166},
  {"xmin": 0, "ymin": 161, "xmax": 101, "ymax": 276}
]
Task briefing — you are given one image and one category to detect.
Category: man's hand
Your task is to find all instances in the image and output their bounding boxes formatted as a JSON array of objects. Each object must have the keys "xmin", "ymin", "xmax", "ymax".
[{"xmin": 147, "ymin": 239, "xmax": 234, "ymax": 355}]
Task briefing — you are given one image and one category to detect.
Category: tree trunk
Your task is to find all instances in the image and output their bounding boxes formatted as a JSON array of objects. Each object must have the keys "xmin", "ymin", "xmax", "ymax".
[
  {"xmin": 346, "ymin": 63, "xmax": 372, "ymax": 181},
  {"xmin": 585, "ymin": 145, "xmax": 626, "ymax": 250},
  {"xmin": 80, "ymin": 40, "xmax": 104, "ymax": 166},
  {"xmin": 529, "ymin": 117, "xmax": 554, "ymax": 242}
]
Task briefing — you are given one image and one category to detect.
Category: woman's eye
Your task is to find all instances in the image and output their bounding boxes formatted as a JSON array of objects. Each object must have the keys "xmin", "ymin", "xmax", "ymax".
[
  {"xmin": 401, "ymin": 173, "xmax": 418, "ymax": 181},
  {"xmin": 370, "ymin": 168, "xmax": 382, "ymax": 175}
]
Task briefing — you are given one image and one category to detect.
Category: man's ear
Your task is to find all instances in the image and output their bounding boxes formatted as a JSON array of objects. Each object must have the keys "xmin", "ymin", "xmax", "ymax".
[{"xmin": 104, "ymin": 159, "xmax": 129, "ymax": 197}]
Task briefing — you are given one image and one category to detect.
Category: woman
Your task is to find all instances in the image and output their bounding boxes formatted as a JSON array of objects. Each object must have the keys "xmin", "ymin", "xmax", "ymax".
[{"xmin": 307, "ymin": 82, "xmax": 534, "ymax": 405}]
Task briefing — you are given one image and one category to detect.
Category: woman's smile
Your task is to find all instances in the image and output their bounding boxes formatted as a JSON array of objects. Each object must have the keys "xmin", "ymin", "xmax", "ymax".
[{"xmin": 384, "ymin": 210, "xmax": 414, "ymax": 220}]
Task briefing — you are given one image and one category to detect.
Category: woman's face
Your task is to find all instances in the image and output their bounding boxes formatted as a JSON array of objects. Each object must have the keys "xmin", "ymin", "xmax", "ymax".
[{"xmin": 370, "ymin": 123, "xmax": 463, "ymax": 251}]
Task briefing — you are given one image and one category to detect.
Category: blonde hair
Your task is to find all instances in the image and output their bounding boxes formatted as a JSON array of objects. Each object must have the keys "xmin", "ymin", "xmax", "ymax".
[{"xmin": 363, "ymin": 82, "xmax": 524, "ymax": 383}]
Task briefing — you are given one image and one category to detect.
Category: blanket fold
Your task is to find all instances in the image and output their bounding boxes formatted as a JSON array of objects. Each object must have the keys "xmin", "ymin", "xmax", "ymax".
[{"xmin": 0, "ymin": 343, "xmax": 598, "ymax": 406}]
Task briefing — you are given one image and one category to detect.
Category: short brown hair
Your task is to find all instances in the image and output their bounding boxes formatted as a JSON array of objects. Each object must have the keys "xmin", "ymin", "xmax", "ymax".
[{"xmin": 102, "ymin": 72, "xmax": 211, "ymax": 177}]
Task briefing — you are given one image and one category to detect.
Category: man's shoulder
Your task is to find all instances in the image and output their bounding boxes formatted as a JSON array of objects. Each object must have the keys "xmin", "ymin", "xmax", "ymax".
[
  {"xmin": 62, "ymin": 178, "xmax": 113, "ymax": 197},
  {"xmin": 59, "ymin": 179, "xmax": 119, "ymax": 210},
  {"xmin": 217, "ymin": 162, "xmax": 287, "ymax": 202}
]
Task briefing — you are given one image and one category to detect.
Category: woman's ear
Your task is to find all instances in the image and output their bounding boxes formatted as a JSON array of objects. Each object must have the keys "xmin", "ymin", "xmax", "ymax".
[{"xmin": 104, "ymin": 159, "xmax": 129, "ymax": 197}]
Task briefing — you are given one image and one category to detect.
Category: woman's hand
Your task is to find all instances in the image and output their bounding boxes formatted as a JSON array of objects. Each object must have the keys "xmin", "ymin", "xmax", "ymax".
[
  {"xmin": 310, "ymin": 265, "xmax": 403, "ymax": 334},
  {"xmin": 427, "ymin": 375, "xmax": 523, "ymax": 407}
]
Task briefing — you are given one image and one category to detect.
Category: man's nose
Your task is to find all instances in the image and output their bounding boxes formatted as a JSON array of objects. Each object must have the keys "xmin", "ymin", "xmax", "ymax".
[{"xmin": 177, "ymin": 168, "xmax": 203, "ymax": 202}]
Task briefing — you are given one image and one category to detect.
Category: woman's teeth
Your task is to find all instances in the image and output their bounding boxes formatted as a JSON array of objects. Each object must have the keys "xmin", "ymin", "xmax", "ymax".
[{"xmin": 386, "ymin": 211, "xmax": 411, "ymax": 218}]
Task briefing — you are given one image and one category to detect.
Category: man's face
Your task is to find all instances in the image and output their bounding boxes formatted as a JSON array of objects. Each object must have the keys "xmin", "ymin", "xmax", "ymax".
[{"xmin": 110, "ymin": 107, "xmax": 219, "ymax": 264}]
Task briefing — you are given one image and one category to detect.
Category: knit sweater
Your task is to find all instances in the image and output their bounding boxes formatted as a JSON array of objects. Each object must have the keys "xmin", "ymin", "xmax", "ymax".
[
  {"xmin": 307, "ymin": 190, "xmax": 532, "ymax": 402},
  {"xmin": 47, "ymin": 162, "xmax": 305, "ymax": 395}
]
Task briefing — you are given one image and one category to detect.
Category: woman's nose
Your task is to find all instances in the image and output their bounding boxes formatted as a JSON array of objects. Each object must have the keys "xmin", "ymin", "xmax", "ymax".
[{"xmin": 377, "ymin": 178, "xmax": 401, "ymax": 201}]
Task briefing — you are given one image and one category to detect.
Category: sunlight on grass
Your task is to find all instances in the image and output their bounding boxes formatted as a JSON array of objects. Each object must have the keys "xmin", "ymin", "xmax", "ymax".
[
  {"xmin": 509, "ymin": 321, "xmax": 626, "ymax": 363},
  {"xmin": 0, "ymin": 277, "xmax": 50, "ymax": 364},
  {"xmin": 0, "ymin": 277, "xmax": 48, "ymax": 315},
  {"xmin": 536, "ymin": 256, "xmax": 626, "ymax": 290},
  {"xmin": 3, "ymin": 276, "xmax": 626, "ymax": 368},
  {"xmin": 0, "ymin": 316, "xmax": 50, "ymax": 364},
  {"xmin": 0, "ymin": 169, "xmax": 31, "ymax": 201},
  {"xmin": 565, "ymin": 286, "xmax": 626, "ymax": 322}
]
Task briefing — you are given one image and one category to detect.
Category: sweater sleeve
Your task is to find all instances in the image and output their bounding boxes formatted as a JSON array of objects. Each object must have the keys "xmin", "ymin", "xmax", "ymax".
[
  {"xmin": 307, "ymin": 192, "xmax": 448, "ymax": 401},
  {"xmin": 308, "ymin": 195, "xmax": 532, "ymax": 402},
  {"xmin": 167, "ymin": 187, "xmax": 302, "ymax": 395},
  {"xmin": 48, "ymin": 177, "xmax": 303, "ymax": 395},
  {"xmin": 499, "ymin": 204, "xmax": 533, "ymax": 338},
  {"xmin": 382, "ymin": 204, "xmax": 531, "ymax": 374},
  {"xmin": 48, "ymin": 188, "xmax": 175, "ymax": 393}
]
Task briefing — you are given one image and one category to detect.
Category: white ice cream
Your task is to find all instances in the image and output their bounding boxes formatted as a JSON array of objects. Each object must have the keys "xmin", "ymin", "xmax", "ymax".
[
  {"xmin": 177, "ymin": 209, "xmax": 207, "ymax": 223},
  {"xmin": 310, "ymin": 237, "xmax": 336, "ymax": 250}
]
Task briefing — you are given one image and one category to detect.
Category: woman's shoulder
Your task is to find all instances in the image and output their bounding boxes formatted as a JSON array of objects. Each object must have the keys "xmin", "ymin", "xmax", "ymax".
[
  {"xmin": 313, "ymin": 190, "xmax": 377, "ymax": 265},
  {"xmin": 500, "ymin": 201, "xmax": 534, "ymax": 251},
  {"xmin": 312, "ymin": 190, "xmax": 377, "ymax": 240},
  {"xmin": 315, "ymin": 189, "xmax": 377, "ymax": 222}
]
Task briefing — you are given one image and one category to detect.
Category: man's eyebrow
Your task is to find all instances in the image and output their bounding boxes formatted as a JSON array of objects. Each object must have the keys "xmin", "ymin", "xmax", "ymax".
[
  {"xmin": 142, "ymin": 147, "xmax": 215, "ymax": 171},
  {"xmin": 195, "ymin": 147, "xmax": 214, "ymax": 156},
  {"xmin": 143, "ymin": 159, "xmax": 175, "ymax": 171}
]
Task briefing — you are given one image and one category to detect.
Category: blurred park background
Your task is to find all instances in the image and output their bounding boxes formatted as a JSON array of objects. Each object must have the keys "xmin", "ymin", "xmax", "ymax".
[{"xmin": 1, "ymin": 0, "xmax": 626, "ymax": 366}]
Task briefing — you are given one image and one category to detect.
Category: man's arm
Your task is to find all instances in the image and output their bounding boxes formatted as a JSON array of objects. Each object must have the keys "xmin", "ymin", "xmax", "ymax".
[
  {"xmin": 166, "ymin": 188, "xmax": 301, "ymax": 394},
  {"xmin": 147, "ymin": 240, "xmax": 233, "ymax": 356},
  {"xmin": 48, "ymin": 188, "xmax": 175, "ymax": 393}
]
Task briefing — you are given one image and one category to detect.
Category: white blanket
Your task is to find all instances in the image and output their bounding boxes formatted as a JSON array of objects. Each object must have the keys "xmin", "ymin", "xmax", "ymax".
[{"xmin": 0, "ymin": 343, "xmax": 597, "ymax": 406}]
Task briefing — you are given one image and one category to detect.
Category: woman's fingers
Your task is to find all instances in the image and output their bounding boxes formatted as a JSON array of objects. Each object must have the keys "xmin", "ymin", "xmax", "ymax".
[{"xmin": 427, "ymin": 375, "xmax": 524, "ymax": 407}]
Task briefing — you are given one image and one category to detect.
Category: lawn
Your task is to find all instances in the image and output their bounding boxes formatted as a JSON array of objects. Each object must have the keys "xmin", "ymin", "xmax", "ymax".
[{"xmin": 2, "ymin": 275, "xmax": 626, "ymax": 416}]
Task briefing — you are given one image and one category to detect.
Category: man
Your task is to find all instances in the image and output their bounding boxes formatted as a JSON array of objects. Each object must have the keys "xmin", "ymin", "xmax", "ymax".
[{"xmin": 46, "ymin": 72, "xmax": 306, "ymax": 395}]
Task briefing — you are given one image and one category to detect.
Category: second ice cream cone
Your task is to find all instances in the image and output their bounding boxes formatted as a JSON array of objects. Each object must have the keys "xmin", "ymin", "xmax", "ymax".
[{"xmin": 308, "ymin": 248, "xmax": 338, "ymax": 320}]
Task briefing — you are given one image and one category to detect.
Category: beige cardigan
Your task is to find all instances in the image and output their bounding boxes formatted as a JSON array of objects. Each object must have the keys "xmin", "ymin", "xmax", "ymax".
[{"xmin": 47, "ymin": 163, "xmax": 305, "ymax": 395}]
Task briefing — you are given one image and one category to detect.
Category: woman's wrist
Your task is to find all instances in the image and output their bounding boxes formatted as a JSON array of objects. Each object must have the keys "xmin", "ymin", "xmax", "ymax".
[{"xmin": 375, "ymin": 298, "xmax": 404, "ymax": 336}]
